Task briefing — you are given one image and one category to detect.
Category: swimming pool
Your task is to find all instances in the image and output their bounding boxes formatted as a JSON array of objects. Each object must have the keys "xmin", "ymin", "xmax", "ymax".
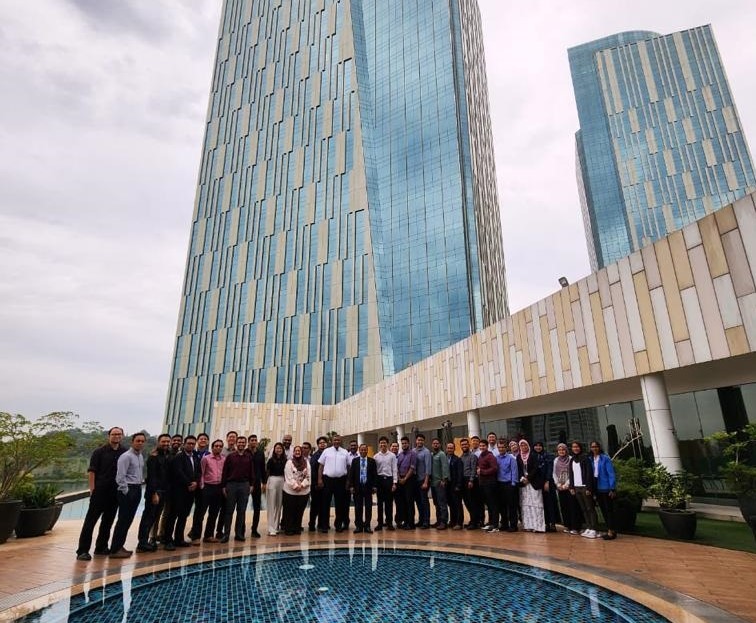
[{"xmin": 16, "ymin": 548, "xmax": 668, "ymax": 622}]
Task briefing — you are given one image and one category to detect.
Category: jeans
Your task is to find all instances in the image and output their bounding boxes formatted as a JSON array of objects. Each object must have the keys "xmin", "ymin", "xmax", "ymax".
[
  {"xmin": 414, "ymin": 478, "xmax": 431, "ymax": 527},
  {"xmin": 77, "ymin": 486, "xmax": 118, "ymax": 555},
  {"xmin": 110, "ymin": 485, "xmax": 141, "ymax": 552}
]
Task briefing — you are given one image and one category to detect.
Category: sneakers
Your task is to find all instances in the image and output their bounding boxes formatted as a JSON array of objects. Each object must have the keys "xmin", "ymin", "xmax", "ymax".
[
  {"xmin": 581, "ymin": 529, "xmax": 598, "ymax": 539},
  {"xmin": 486, "ymin": 527, "xmax": 500, "ymax": 533},
  {"xmin": 569, "ymin": 530, "xmax": 580, "ymax": 535},
  {"xmin": 481, "ymin": 524, "xmax": 495, "ymax": 532}
]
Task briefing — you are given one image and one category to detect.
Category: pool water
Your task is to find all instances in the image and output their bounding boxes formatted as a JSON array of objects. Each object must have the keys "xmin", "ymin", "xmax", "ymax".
[{"xmin": 18, "ymin": 549, "xmax": 668, "ymax": 623}]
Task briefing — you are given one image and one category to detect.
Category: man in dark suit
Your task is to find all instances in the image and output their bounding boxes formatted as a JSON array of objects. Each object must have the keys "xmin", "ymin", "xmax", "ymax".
[
  {"xmin": 446, "ymin": 442, "xmax": 465, "ymax": 529},
  {"xmin": 348, "ymin": 443, "xmax": 377, "ymax": 533},
  {"xmin": 164, "ymin": 435, "xmax": 201, "ymax": 550}
]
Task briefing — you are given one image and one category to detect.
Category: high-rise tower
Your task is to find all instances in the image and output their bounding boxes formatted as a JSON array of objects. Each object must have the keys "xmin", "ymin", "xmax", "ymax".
[
  {"xmin": 569, "ymin": 26, "xmax": 756, "ymax": 271},
  {"xmin": 165, "ymin": 0, "xmax": 508, "ymax": 432}
]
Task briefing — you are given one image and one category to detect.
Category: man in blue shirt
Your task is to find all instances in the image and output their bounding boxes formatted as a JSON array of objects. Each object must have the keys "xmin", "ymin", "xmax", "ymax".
[
  {"xmin": 496, "ymin": 439, "xmax": 519, "ymax": 532},
  {"xmin": 413, "ymin": 434, "xmax": 432, "ymax": 529}
]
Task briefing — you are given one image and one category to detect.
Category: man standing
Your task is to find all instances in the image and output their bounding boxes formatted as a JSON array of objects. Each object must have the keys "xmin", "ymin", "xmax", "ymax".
[
  {"xmin": 317, "ymin": 435, "xmax": 350, "ymax": 532},
  {"xmin": 349, "ymin": 443, "xmax": 377, "ymax": 533},
  {"xmin": 221, "ymin": 431, "xmax": 238, "ymax": 457},
  {"xmin": 282, "ymin": 434, "xmax": 294, "ymax": 459},
  {"xmin": 187, "ymin": 432, "xmax": 212, "ymax": 543},
  {"xmin": 198, "ymin": 439, "xmax": 225, "ymax": 542},
  {"xmin": 471, "ymin": 435, "xmax": 482, "ymax": 458},
  {"xmin": 477, "ymin": 439, "xmax": 499, "ymax": 532},
  {"xmin": 373, "ymin": 436, "xmax": 397, "ymax": 531},
  {"xmin": 496, "ymin": 438, "xmax": 519, "ymax": 532},
  {"xmin": 487, "ymin": 432, "xmax": 500, "ymax": 457},
  {"xmin": 396, "ymin": 436, "xmax": 416, "ymax": 529},
  {"xmin": 136, "ymin": 433, "xmax": 171, "ymax": 553},
  {"xmin": 459, "ymin": 438, "xmax": 481, "ymax": 529},
  {"xmin": 309, "ymin": 436, "xmax": 327, "ymax": 532},
  {"xmin": 413, "ymin": 434, "xmax": 432, "ymax": 529},
  {"xmin": 164, "ymin": 436, "xmax": 200, "ymax": 550},
  {"xmin": 170, "ymin": 434, "xmax": 183, "ymax": 455},
  {"xmin": 446, "ymin": 442, "xmax": 464, "ymax": 530},
  {"xmin": 109, "ymin": 432, "xmax": 146, "ymax": 558},
  {"xmin": 221, "ymin": 436, "xmax": 255, "ymax": 543},
  {"xmin": 246, "ymin": 434, "xmax": 266, "ymax": 538},
  {"xmin": 195, "ymin": 433, "xmax": 210, "ymax": 458},
  {"xmin": 430, "ymin": 438, "xmax": 449, "ymax": 530},
  {"xmin": 76, "ymin": 427, "xmax": 125, "ymax": 561}
]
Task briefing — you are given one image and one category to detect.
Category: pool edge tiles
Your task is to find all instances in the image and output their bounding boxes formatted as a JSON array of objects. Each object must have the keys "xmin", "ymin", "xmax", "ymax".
[{"xmin": 2, "ymin": 546, "xmax": 736, "ymax": 623}]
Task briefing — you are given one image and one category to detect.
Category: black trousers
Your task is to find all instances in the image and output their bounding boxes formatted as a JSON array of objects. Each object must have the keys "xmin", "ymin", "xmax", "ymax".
[
  {"xmin": 165, "ymin": 489, "xmax": 194, "ymax": 544},
  {"xmin": 77, "ymin": 486, "xmax": 118, "ymax": 555},
  {"xmin": 137, "ymin": 491, "xmax": 165, "ymax": 545},
  {"xmin": 310, "ymin": 485, "xmax": 323, "ymax": 529},
  {"xmin": 320, "ymin": 475, "xmax": 348, "ymax": 530},
  {"xmin": 543, "ymin": 482, "xmax": 559, "ymax": 527},
  {"xmin": 557, "ymin": 488, "xmax": 580, "ymax": 531},
  {"xmin": 396, "ymin": 475, "xmax": 416, "ymax": 527},
  {"xmin": 202, "ymin": 484, "xmax": 224, "ymax": 538},
  {"xmin": 187, "ymin": 488, "xmax": 206, "ymax": 539},
  {"xmin": 497, "ymin": 482, "xmax": 519, "ymax": 530},
  {"xmin": 282, "ymin": 492, "xmax": 308, "ymax": 534},
  {"xmin": 596, "ymin": 491, "xmax": 616, "ymax": 532},
  {"xmin": 462, "ymin": 480, "xmax": 483, "ymax": 526},
  {"xmin": 448, "ymin": 486, "xmax": 464, "ymax": 527},
  {"xmin": 110, "ymin": 485, "xmax": 142, "ymax": 552},
  {"xmin": 353, "ymin": 483, "xmax": 373, "ymax": 528},
  {"xmin": 250, "ymin": 481, "xmax": 262, "ymax": 532},
  {"xmin": 480, "ymin": 480, "xmax": 498, "ymax": 526},
  {"xmin": 376, "ymin": 476, "xmax": 394, "ymax": 527}
]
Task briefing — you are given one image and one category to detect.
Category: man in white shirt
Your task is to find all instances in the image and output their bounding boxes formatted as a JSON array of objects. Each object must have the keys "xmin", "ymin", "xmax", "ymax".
[
  {"xmin": 373, "ymin": 436, "xmax": 398, "ymax": 531},
  {"xmin": 317, "ymin": 435, "xmax": 350, "ymax": 532}
]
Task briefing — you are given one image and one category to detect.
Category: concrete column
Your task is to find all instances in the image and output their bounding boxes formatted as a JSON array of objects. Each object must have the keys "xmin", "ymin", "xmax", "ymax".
[
  {"xmin": 640, "ymin": 373, "xmax": 682, "ymax": 472},
  {"xmin": 466, "ymin": 410, "xmax": 481, "ymax": 439},
  {"xmin": 396, "ymin": 425, "xmax": 405, "ymax": 441},
  {"xmin": 357, "ymin": 432, "xmax": 366, "ymax": 446}
]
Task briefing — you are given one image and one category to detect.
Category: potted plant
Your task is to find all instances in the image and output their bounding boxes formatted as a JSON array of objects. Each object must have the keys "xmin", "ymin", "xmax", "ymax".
[
  {"xmin": 14, "ymin": 482, "xmax": 62, "ymax": 538},
  {"xmin": 612, "ymin": 458, "xmax": 650, "ymax": 532},
  {"xmin": 707, "ymin": 424, "xmax": 756, "ymax": 540},
  {"xmin": 648, "ymin": 463, "xmax": 697, "ymax": 539},
  {"xmin": 0, "ymin": 411, "xmax": 75, "ymax": 544}
]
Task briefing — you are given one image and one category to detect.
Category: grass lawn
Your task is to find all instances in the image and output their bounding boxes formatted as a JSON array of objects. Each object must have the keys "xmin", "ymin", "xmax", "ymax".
[{"xmin": 626, "ymin": 511, "xmax": 756, "ymax": 553}]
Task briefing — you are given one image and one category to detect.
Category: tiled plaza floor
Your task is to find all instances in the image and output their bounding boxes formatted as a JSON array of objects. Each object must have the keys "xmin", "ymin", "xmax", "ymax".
[{"xmin": 0, "ymin": 512, "xmax": 754, "ymax": 622}]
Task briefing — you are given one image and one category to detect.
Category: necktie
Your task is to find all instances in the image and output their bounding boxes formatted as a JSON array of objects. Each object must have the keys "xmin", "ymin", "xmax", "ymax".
[{"xmin": 360, "ymin": 458, "xmax": 367, "ymax": 484}]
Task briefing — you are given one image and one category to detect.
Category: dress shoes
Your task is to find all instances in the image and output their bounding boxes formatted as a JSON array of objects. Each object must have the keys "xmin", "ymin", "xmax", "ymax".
[{"xmin": 109, "ymin": 548, "xmax": 132, "ymax": 559}]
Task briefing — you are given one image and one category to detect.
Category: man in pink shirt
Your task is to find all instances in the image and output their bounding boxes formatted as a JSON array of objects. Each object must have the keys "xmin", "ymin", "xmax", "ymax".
[{"xmin": 198, "ymin": 439, "xmax": 226, "ymax": 543}]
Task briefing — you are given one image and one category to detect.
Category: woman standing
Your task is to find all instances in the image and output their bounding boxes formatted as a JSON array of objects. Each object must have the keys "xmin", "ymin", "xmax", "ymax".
[
  {"xmin": 590, "ymin": 441, "xmax": 617, "ymax": 540},
  {"xmin": 266, "ymin": 442, "xmax": 287, "ymax": 536},
  {"xmin": 282, "ymin": 446, "xmax": 311, "ymax": 535},
  {"xmin": 569, "ymin": 441, "xmax": 599, "ymax": 539},
  {"xmin": 516, "ymin": 440, "xmax": 545, "ymax": 532},
  {"xmin": 553, "ymin": 443, "xmax": 579, "ymax": 534}
]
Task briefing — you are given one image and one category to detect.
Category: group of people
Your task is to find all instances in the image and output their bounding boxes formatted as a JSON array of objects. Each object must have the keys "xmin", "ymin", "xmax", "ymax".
[{"xmin": 75, "ymin": 427, "xmax": 618, "ymax": 561}]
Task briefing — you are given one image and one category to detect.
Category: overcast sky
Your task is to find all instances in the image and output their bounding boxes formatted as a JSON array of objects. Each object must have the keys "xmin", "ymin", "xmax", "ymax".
[{"xmin": 1, "ymin": 1, "xmax": 754, "ymax": 434}]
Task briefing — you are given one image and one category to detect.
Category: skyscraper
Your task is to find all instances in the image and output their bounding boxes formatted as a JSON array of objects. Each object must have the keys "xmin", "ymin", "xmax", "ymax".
[
  {"xmin": 164, "ymin": 0, "xmax": 508, "ymax": 432},
  {"xmin": 569, "ymin": 25, "xmax": 756, "ymax": 271}
]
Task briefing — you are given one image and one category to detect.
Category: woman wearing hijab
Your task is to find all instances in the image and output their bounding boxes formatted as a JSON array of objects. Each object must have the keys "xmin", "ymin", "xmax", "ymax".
[
  {"xmin": 516, "ymin": 439, "xmax": 545, "ymax": 532},
  {"xmin": 590, "ymin": 441, "xmax": 617, "ymax": 540},
  {"xmin": 553, "ymin": 443, "xmax": 579, "ymax": 534},
  {"xmin": 282, "ymin": 445, "xmax": 311, "ymax": 535},
  {"xmin": 568, "ymin": 441, "xmax": 599, "ymax": 539},
  {"xmin": 266, "ymin": 442, "xmax": 287, "ymax": 536}
]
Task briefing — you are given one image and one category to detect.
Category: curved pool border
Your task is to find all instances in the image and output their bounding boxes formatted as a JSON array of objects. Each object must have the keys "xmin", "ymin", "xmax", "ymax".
[{"xmin": 0, "ymin": 539, "xmax": 747, "ymax": 623}]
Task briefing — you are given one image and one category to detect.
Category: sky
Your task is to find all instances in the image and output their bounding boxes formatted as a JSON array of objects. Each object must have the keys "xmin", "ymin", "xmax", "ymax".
[{"xmin": 1, "ymin": 0, "xmax": 754, "ymax": 434}]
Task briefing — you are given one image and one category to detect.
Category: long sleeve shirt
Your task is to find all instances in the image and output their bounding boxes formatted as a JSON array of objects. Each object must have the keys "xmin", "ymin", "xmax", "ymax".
[
  {"xmin": 221, "ymin": 451, "xmax": 255, "ymax": 486},
  {"xmin": 413, "ymin": 447, "xmax": 432, "ymax": 482},
  {"xmin": 115, "ymin": 448, "xmax": 144, "ymax": 494},
  {"xmin": 460, "ymin": 451, "xmax": 478, "ymax": 483},
  {"xmin": 496, "ymin": 453, "xmax": 519, "ymax": 486},
  {"xmin": 397, "ymin": 450, "xmax": 416, "ymax": 478},
  {"xmin": 430, "ymin": 450, "xmax": 449, "ymax": 485},
  {"xmin": 477, "ymin": 450, "xmax": 498, "ymax": 485},
  {"xmin": 374, "ymin": 450, "xmax": 398, "ymax": 483},
  {"xmin": 201, "ymin": 453, "xmax": 225, "ymax": 487}
]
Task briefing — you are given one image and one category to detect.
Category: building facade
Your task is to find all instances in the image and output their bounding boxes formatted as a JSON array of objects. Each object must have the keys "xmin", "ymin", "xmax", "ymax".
[
  {"xmin": 569, "ymin": 25, "xmax": 756, "ymax": 271},
  {"xmin": 165, "ymin": 0, "xmax": 508, "ymax": 432}
]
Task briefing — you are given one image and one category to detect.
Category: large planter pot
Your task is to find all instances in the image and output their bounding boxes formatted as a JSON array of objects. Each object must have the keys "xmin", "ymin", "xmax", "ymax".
[
  {"xmin": 737, "ymin": 493, "xmax": 756, "ymax": 541},
  {"xmin": 47, "ymin": 502, "xmax": 64, "ymax": 532},
  {"xmin": 658, "ymin": 508, "xmax": 697, "ymax": 540},
  {"xmin": 15, "ymin": 506, "xmax": 56, "ymax": 538},
  {"xmin": 0, "ymin": 500, "xmax": 22, "ymax": 544}
]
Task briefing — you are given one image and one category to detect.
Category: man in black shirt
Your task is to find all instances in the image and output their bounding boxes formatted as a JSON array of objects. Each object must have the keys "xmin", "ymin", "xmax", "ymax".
[
  {"xmin": 136, "ymin": 434, "xmax": 171, "ymax": 552},
  {"xmin": 246, "ymin": 434, "xmax": 266, "ymax": 539},
  {"xmin": 308, "ymin": 436, "xmax": 327, "ymax": 532},
  {"xmin": 76, "ymin": 427, "xmax": 125, "ymax": 561},
  {"xmin": 164, "ymin": 436, "xmax": 200, "ymax": 550}
]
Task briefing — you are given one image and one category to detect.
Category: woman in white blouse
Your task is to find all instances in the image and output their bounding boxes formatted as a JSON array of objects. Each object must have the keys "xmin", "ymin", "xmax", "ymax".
[{"xmin": 281, "ymin": 445, "xmax": 311, "ymax": 535}]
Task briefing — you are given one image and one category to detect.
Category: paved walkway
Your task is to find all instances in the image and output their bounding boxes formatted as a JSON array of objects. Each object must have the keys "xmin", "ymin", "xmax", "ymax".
[{"xmin": 0, "ymin": 514, "xmax": 754, "ymax": 622}]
